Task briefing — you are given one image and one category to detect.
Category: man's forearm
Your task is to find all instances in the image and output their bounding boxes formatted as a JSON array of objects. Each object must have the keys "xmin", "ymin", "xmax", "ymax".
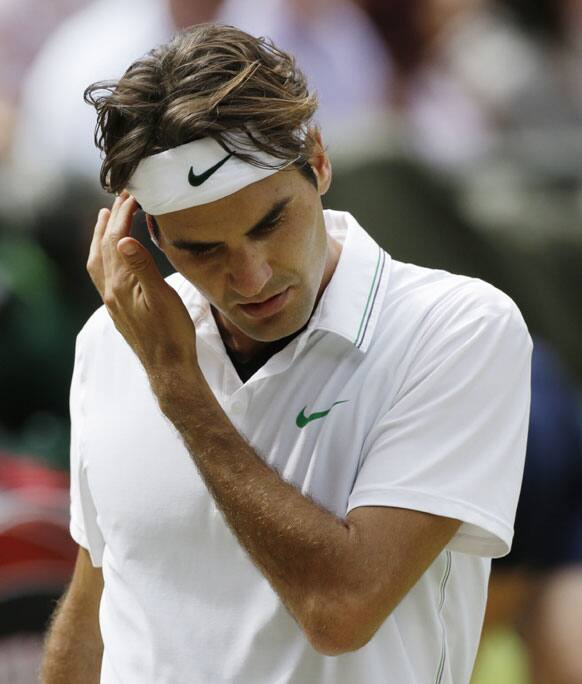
[
  {"xmin": 155, "ymin": 369, "xmax": 362, "ymax": 643},
  {"xmin": 40, "ymin": 590, "xmax": 103, "ymax": 684}
]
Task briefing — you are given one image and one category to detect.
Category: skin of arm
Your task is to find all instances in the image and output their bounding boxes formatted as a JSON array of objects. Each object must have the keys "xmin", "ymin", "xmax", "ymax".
[
  {"xmin": 40, "ymin": 547, "xmax": 104, "ymax": 683},
  {"xmin": 86, "ymin": 192, "xmax": 462, "ymax": 655}
]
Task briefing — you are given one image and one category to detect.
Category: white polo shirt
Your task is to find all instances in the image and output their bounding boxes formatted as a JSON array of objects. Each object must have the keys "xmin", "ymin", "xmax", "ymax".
[{"xmin": 69, "ymin": 209, "xmax": 532, "ymax": 684}]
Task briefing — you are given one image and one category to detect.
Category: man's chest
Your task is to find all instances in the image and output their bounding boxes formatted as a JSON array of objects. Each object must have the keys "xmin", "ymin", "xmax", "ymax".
[{"xmin": 82, "ymin": 345, "xmax": 379, "ymax": 556}]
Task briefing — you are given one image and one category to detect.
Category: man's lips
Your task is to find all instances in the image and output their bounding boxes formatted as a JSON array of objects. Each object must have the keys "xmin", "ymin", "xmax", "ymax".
[{"xmin": 237, "ymin": 287, "xmax": 291, "ymax": 318}]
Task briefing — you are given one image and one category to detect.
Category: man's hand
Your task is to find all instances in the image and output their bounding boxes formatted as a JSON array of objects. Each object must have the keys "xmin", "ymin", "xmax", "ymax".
[{"xmin": 87, "ymin": 190, "xmax": 198, "ymax": 379}]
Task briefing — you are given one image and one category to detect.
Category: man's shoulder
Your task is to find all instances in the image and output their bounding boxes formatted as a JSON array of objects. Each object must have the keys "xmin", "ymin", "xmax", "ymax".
[
  {"xmin": 363, "ymin": 259, "xmax": 532, "ymax": 414},
  {"xmin": 373, "ymin": 258, "xmax": 529, "ymax": 353},
  {"xmin": 385, "ymin": 259, "xmax": 523, "ymax": 322}
]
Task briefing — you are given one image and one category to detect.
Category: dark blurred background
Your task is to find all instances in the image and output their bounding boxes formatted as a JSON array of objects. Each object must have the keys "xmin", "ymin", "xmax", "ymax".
[{"xmin": 1, "ymin": 1, "xmax": 581, "ymax": 682}]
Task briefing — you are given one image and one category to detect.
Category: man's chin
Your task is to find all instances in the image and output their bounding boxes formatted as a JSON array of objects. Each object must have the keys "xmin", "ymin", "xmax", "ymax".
[
  {"xmin": 212, "ymin": 289, "xmax": 315, "ymax": 344},
  {"xmin": 235, "ymin": 317, "xmax": 302, "ymax": 343},
  {"xmin": 234, "ymin": 305, "xmax": 312, "ymax": 343}
]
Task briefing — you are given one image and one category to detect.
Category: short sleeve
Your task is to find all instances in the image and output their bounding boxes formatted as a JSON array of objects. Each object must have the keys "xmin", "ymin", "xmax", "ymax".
[
  {"xmin": 347, "ymin": 287, "xmax": 533, "ymax": 558},
  {"xmin": 69, "ymin": 330, "xmax": 105, "ymax": 567}
]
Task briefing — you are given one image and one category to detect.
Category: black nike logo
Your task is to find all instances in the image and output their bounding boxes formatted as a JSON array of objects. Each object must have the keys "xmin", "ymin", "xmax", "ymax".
[{"xmin": 188, "ymin": 152, "xmax": 233, "ymax": 187}]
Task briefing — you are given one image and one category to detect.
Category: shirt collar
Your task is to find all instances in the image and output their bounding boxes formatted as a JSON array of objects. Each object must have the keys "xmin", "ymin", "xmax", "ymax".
[
  {"xmin": 306, "ymin": 210, "xmax": 390, "ymax": 352},
  {"xmin": 174, "ymin": 209, "xmax": 390, "ymax": 354}
]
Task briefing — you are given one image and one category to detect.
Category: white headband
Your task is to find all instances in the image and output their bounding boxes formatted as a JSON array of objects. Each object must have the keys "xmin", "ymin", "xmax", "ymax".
[{"xmin": 126, "ymin": 133, "xmax": 296, "ymax": 215}]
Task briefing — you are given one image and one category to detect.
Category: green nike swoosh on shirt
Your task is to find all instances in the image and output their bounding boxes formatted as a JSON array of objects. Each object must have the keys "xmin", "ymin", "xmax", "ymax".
[{"xmin": 296, "ymin": 400, "xmax": 349, "ymax": 428}]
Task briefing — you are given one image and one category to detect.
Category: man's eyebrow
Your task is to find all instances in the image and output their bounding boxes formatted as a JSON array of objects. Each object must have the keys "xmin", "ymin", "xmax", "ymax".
[{"xmin": 170, "ymin": 197, "xmax": 292, "ymax": 251}]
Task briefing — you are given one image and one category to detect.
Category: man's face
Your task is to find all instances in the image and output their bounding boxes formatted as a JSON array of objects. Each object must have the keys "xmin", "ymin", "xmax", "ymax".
[{"xmin": 152, "ymin": 162, "xmax": 334, "ymax": 351}]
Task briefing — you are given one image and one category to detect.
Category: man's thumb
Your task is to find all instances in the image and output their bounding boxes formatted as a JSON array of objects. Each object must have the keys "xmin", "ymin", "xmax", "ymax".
[
  {"xmin": 117, "ymin": 238, "xmax": 163, "ymax": 295},
  {"xmin": 118, "ymin": 238, "xmax": 147, "ymax": 267}
]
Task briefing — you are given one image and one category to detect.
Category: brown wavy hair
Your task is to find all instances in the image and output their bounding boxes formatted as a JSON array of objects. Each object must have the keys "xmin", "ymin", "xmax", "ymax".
[{"xmin": 84, "ymin": 23, "xmax": 320, "ymax": 194}]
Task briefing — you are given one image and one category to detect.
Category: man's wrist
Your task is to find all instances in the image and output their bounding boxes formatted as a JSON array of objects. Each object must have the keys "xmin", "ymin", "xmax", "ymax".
[{"xmin": 149, "ymin": 361, "xmax": 207, "ymax": 414}]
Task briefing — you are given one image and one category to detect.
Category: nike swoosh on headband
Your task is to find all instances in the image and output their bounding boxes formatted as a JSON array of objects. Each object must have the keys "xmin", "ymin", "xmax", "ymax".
[{"xmin": 188, "ymin": 152, "xmax": 233, "ymax": 187}]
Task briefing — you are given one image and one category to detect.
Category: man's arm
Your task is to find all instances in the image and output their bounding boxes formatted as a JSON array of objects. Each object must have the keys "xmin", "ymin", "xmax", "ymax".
[
  {"xmin": 40, "ymin": 546, "xmax": 104, "ymax": 683},
  {"xmin": 155, "ymin": 370, "xmax": 460, "ymax": 655}
]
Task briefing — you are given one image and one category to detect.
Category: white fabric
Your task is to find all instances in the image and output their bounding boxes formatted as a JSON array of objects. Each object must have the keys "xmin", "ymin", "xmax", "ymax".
[
  {"xmin": 127, "ymin": 135, "xmax": 294, "ymax": 214},
  {"xmin": 69, "ymin": 210, "xmax": 532, "ymax": 684}
]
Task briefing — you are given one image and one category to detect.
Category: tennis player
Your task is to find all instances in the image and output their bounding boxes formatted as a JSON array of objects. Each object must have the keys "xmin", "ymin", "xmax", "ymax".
[{"xmin": 40, "ymin": 23, "xmax": 532, "ymax": 684}]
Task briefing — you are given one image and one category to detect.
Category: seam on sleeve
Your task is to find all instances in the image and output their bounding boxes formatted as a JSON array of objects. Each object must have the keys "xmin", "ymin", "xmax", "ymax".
[{"xmin": 346, "ymin": 486, "xmax": 513, "ymax": 557}]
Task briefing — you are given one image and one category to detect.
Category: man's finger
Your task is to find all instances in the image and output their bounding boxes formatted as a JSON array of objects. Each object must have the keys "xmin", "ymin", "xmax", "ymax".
[
  {"xmin": 89, "ymin": 209, "xmax": 111, "ymax": 253},
  {"xmin": 103, "ymin": 194, "xmax": 139, "ymax": 282},
  {"xmin": 107, "ymin": 191, "xmax": 127, "ymax": 230},
  {"xmin": 87, "ymin": 208, "xmax": 111, "ymax": 294},
  {"xmin": 89, "ymin": 207, "xmax": 110, "ymax": 260},
  {"xmin": 95, "ymin": 207, "xmax": 111, "ymax": 239},
  {"xmin": 117, "ymin": 237, "xmax": 165, "ymax": 299},
  {"xmin": 108, "ymin": 193, "xmax": 138, "ymax": 241}
]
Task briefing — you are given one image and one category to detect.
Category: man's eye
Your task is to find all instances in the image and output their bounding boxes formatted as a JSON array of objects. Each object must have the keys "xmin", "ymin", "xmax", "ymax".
[
  {"xmin": 189, "ymin": 244, "xmax": 220, "ymax": 258},
  {"xmin": 257, "ymin": 216, "xmax": 284, "ymax": 235}
]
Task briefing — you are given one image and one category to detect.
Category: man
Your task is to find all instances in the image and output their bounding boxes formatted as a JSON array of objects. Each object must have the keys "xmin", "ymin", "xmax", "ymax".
[{"xmin": 40, "ymin": 23, "xmax": 532, "ymax": 684}]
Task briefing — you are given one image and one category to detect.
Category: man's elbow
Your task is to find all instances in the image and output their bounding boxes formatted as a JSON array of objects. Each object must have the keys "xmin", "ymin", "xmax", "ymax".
[
  {"xmin": 308, "ymin": 631, "xmax": 374, "ymax": 657},
  {"xmin": 303, "ymin": 595, "xmax": 388, "ymax": 657}
]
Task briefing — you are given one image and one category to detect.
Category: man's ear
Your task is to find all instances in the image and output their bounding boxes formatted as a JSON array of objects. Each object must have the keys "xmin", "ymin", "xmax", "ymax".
[
  {"xmin": 306, "ymin": 127, "xmax": 332, "ymax": 196},
  {"xmin": 145, "ymin": 214, "xmax": 162, "ymax": 250}
]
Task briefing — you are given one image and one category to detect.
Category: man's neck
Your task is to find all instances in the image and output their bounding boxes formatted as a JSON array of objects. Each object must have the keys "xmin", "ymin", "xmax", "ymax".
[
  {"xmin": 213, "ymin": 308, "xmax": 309, "ymax": 365},
  {"xmin": 224, "ymin": 323, "xmax": 310, "ymax": 384}
]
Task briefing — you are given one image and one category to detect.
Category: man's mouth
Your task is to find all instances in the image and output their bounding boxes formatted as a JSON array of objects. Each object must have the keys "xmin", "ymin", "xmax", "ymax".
[{"xmin": 238, "ymin": 287, "xmax": 291, "ymax": 319}]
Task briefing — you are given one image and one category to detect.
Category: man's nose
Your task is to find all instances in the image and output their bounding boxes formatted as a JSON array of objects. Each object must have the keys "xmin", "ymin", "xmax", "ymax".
[{"xmin": 228, "ymin": 244, "xmax": 273, "ymax": 299}]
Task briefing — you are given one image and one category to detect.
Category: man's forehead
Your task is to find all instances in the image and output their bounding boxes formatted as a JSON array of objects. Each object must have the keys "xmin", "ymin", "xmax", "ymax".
[
  {"xmin": 158, "ymin": 196, "xmax": 292, "ymax": 249},
  {"xmin": 155, "ymin": 169, "xmax": 297, "ymax": 237}
]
